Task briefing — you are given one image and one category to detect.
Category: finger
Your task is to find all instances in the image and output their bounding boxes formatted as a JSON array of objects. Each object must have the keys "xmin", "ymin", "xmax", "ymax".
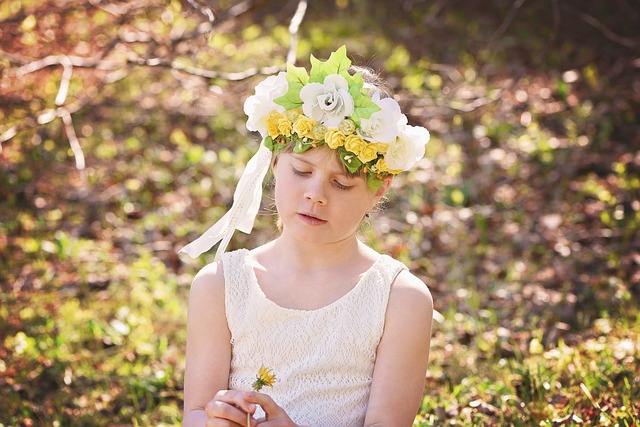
[
  {"xmin": 207, "ymin": 389, "xmax": 257, "ymax": 414},
  {"xmin": 205, "ymin": 417, "xmax": 255, "ymax": 427},
  {"xmin": 244, "ymin": 392, "xmax": 282, "ymax": 417},
  {"xmin": 205, "ymin": 401, "xmax": 251, "ymax": 424},
  {"xmin": 205, "ymin": 391, "xmax": 257, "ymax": 425}
]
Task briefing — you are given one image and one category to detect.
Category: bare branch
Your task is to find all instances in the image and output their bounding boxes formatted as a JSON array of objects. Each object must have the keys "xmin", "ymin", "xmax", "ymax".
[
  {"xmin": 59, "ymin": 108, "xmax": 85, "ymax": 170},
  {"xmin": 185, "ymin": 0, "xmax": 215, "ymax": 24},
  {"xmin": 287, "ymin": 0, "xmax": 308, "ymax": 65},
  {"xmin": 87, "ymin": 0, "xmax": 151, "ymax": 16},
  {"xmin": 54, "ymin": 56, "xmax": 73, "ymax": 106},
  {"xmin": 128, "ymin": 57, "xmax": 282, "ymax": 80},
  {"xmin": 1, "ymin": 0, "xmax": 303, "ymax": 161},
  {"xmin": 0, "ymin": 127, "xmax": 18, "ymax": 144},
  {"xmin": 227, "ymin": 0, "xmax": 253, "ymax": 17},
  {"xmin": 488, "ymin": 0, "xmax": 526, "ymax": 46},
  {"xmin": 579, "ymin": 12, "xmax": 637, "ymax": 49}
]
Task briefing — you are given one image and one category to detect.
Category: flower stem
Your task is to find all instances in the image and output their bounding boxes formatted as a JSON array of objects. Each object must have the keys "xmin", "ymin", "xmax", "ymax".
[{"xmin": 247, "ymin": 411, "xmax": 250, "ymax": 427}]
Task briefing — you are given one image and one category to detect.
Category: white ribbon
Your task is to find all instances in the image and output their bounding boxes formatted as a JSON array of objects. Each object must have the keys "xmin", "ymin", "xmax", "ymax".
[{"xmin": 179, "ymin": 141, "xmax": 273, "ymax": 260}]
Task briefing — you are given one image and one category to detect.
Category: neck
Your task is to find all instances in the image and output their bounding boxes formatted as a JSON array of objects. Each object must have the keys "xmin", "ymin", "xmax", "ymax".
[{"xmin": 271, "ymin": 232, "xmax": 364, "ymax": 272}]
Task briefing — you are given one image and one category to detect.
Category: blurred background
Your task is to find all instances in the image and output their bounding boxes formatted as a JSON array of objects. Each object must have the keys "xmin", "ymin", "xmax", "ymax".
[{"xmin": 1, "ymin": 0, "xmax": 638, "ymax": 425}]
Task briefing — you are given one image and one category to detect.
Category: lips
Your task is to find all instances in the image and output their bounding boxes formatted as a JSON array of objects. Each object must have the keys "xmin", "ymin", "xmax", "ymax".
[{"xmin": 297, "ymin": 212, "xmax": 327, "ymax": 225}]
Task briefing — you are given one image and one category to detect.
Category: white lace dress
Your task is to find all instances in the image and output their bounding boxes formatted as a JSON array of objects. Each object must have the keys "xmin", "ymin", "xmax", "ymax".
[{"xmin": 222, "ymin": 249, "xmax": 407, "ymax": 426}]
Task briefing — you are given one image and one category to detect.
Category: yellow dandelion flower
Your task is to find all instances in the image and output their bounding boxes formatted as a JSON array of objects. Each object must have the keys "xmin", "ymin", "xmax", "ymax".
[{"xmin": 252, "ymin": 365, "xmax": 276, "ymax": 391}]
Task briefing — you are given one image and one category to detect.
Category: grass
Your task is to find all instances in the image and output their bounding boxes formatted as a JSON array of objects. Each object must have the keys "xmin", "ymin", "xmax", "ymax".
[{"xmin": 1, "ymin": 0, "xmax": 639, "ymax": 425}]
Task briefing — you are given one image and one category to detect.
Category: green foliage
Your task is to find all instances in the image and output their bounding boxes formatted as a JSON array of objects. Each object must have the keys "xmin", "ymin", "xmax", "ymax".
[
  {"xmin": 1, "ymin": 0, "xmax": 639, "ymax": 426},
  {"xmin": 275, "ymin": 63, "xmax": 309, "ymax": 110},
  {"xmin": 308, "ymin": 45, "xmax": 351, "ymax": 82}
]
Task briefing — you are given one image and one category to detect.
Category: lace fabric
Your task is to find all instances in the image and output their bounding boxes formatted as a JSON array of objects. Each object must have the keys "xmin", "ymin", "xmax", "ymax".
[{"xmin": 222, "ymin": 249, "xmax": 407, "ymax": 426}]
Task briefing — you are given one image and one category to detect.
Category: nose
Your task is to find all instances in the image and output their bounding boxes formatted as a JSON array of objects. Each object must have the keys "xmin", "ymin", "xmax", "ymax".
[{"xmin": 304, "ymin": 178, "xmax": 327, "ymax": 205}]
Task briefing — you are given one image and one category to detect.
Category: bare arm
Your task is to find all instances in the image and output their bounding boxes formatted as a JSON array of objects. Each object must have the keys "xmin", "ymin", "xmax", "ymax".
[
  {"xmin": 182, "ymin": 261, "xmax": 233, "ymax": 426},
  {"xmin": 364, "ymin": 270, "xmax": 434, "ymax": 427}
]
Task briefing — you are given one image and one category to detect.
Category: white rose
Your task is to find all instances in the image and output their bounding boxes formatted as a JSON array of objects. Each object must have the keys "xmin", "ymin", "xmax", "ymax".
[
  {"xmin": 358, "ymin": 92, "xmax": 401, "ymax": 143},
  {"xmin": 299, "ymin": 74, "xmax": 354, "ymax": 128},
  {"xmin": 244, "ymin": 72, "xmax": 288, "ymax": 137},
  {"xmin": 384, "ymin": 115, "xmax": 430, "ymax": 171}
]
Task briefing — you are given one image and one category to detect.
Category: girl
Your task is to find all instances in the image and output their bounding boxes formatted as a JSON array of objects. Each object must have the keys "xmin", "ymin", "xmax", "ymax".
[{"xmin": 180, "ymin": 46, "xmax": 434, "ymax": 427}]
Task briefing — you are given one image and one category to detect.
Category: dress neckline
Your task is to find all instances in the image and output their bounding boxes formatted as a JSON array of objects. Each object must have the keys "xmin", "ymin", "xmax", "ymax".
[{"xmin": 238, "ymin": 248, "xmax": 384, "ymax": 313}]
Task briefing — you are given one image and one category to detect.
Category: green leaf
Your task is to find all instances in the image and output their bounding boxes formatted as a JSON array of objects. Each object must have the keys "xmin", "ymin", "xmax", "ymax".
[
  {"xmin": 263, "ymin": 136, "xmax": 274, "ymax": 150},
  {"xmin": 292, "ymin": 136, "xmax": 314, "ymax": 153},
  {"xmin": 286, "ymin": 62, "xmax": 309, "ymax": 87},
  {"xmin": 325, "ymin": 45, "xmax": 351, "ymax": 75},
  {"xmin": 338, "ymin": 147, "xmax": 362, "ymax": 173},
  {"xmin": 348, "ymin": 70, "xmax": 364, "ymax": 89},
  {"xmin": 275, "ymin": 63, "xmax": 308, "ymax": 110},
  {"xmin": 350, "ymin": 91, "xmax": 381, "ymax": 125},
  {"xmin": 366, "ymin": 173, "xmax": 383, "ymax": 192},
  {"xmin": 346, "ymin": 71, "xmax": 380, "ymax": 125},
  {"xmin": 309, "ymin": 54, "xmax": 324, "ymax": 83},
  {"xmin": 309, "ymin": 45, "xmax": 351, "ymax": 83}
]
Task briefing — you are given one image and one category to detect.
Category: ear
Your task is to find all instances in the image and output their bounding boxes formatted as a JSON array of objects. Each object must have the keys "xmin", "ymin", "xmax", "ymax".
[{"xmin": 372, "ymin": 175, "xmax": 393, "ymax": 204}]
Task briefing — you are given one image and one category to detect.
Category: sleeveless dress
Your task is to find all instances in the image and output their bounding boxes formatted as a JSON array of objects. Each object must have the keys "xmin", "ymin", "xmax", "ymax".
[{"xmin": 222, "ymin": 248, "xmax": 407, "ymax": 426}]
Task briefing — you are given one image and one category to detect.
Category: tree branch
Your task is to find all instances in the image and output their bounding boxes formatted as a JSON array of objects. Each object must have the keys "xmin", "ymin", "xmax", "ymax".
[
  {"xmin": 579, "ymin": 12, "xmax": 637, "ymax": 49},
  {"xmin": 488, "ymin": 0, "xmax": 526, "ymax": 47},
  {"xmin": 287, "ymin": 0, "xmax": 308, "ymax": 65},
  {"xmin": 59, "ymin": 108, "xmax": 85, "ymax": 170},
  {"xmin": 1, "ymin": 0, "xmax": 308, "ymax": 165}
]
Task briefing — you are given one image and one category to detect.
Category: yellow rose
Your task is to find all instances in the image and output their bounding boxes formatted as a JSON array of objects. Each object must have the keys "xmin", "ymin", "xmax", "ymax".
[
  {"xmin": 374, "ymin": 158, "xmax": 402, "ymax": 174},
  {"xmin": 358, "ymin": 143, "xmax": 379, "ymax": 163},
  {"xmin": 344, "ymin": 134, "xmax": 366, "ymax": 155},
  {"xmin": 278, "ymin": 117, "xmax": 293, "ymax": 137},
  {"xmin": 369, "ymin": 142, "xmax": 389, "ymax": 153},
  {"xmin": 338, "ymin": 119, "xmax": 356, "ymax": 135},
  {"xmin": 293, "ymin": 115, "xmax": 316, "ymax": 139},
  {"xmin": 324, "ymin": 129, "xmax": 345, "ymax": 149},
  {"xmin": 267, "ymin": 111, "xmax": 285, "ymax": 139}
]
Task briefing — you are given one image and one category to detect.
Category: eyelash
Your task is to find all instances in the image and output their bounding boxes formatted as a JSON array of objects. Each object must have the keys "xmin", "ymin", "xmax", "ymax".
[
  {"xmin": 291, "ymin": 167, "xmax": 309, "ymax": 177},
  {"xmin": 291, "ymin": 167, "xmax": 352, "ymax": 190}
]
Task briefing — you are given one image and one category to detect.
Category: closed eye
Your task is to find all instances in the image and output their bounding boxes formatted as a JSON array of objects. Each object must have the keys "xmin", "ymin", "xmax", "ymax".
[
  {"xmin": 292, "ymin": 166, "xmax": 353, "ymax": 190},
  {"xmin": 333, "ymin": 180, "xmax": 353, "ymax": 190},
  {"xmin": 291, "ymin": 167, "xmax": 310, "ymax": 176}
]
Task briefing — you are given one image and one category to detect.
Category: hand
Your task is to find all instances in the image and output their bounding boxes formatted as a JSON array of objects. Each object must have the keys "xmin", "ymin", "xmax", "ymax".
[
  {"xmin": 244, "ymin": 392, "xmax": 299, "ymax": 427},
  {"xmin": 205, "ymin": 389, "xmax": 258, "ymax": 427}
]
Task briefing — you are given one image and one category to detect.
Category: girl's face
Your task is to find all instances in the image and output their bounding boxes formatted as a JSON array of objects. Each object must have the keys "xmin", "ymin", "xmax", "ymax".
[{"xmin": 273, "ymin": 147, "xmax": 390, "ymax": 246}]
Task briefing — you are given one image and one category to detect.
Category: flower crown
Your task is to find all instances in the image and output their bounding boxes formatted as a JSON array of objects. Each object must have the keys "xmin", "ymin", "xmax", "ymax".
[
  {"xmin": 179, "ymin": 47, "xmax": 431, "ymax": 259},
  {"xmin": 244, "ymin": 46, "xmax": 430, "ymax": 191}
]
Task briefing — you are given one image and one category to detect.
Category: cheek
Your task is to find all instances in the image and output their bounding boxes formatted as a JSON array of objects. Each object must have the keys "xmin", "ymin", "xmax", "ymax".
[
  {"xmin": 339, "ymin": 195, "xmax": 373, "ymax": 220},
  {"xmin": 273, "ymin": 174, "xmax": 295, "ymax": 209}
]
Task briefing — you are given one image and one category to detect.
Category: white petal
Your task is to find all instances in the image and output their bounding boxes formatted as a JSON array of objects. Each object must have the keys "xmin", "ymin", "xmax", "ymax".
[
  {"xmin": 323, "ymin": 74, "xmax": 349, "ymax": 91},
  {"xmin": 338, "ymin": 88, "xmax": 354, "ymax": 116},
  {"xmin": 300, "ymin": 82, "xmax": 325, "ymax": 119}
]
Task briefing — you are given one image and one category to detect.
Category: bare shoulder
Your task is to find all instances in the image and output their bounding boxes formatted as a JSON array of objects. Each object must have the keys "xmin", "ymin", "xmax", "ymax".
[
  {"xmin": 193, "ymin": 259, "xmax": 224, "ymax": 282},
  {"xmin": 389, "ymin": 268, "xmax": 433, "ymax": 316},
  {"xmin": 188, "ymin": 260, "xmax": 226, "ymax": 306}
]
